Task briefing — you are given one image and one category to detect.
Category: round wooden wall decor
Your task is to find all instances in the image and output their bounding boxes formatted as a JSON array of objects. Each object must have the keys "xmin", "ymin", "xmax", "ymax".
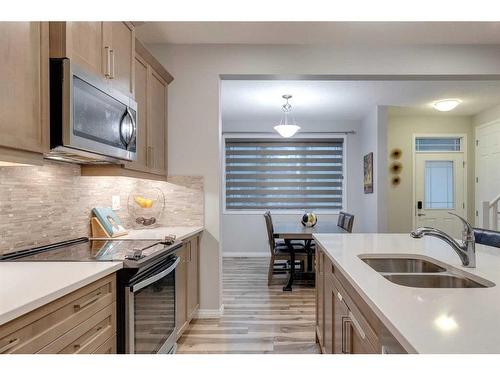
[
  {"xmin": 389, "ymin": 161, "xmax": 403, "ymax": 174},
  {"xmin": 390, "ymin": 148, "xmax": 402, "ymax": 159},
  {"xmin": 391, "ymin": 176, "xmax": 401, "ymax": 186}
]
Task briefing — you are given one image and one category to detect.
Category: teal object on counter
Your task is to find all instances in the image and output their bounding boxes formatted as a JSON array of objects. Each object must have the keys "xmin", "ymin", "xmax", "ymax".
[{"xmin": 92, "ymin": 207, "xmax": 126, "ymax": 237}]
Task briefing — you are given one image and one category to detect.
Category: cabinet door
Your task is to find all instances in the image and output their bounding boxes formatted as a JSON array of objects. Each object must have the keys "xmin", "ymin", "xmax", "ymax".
[
  {"xmin": 323, "ymin": 274, "xmax": 334, "ymax": 354},
  {"xmin": 332, "ymin": 284, "xmax": 350, "ymax": 354},
  {"xmin": 65, "ymin": 22, "xmax": 105, "ymax": 78},
  {"xmin": 0, "ymin": 22, "xmax": 48, "ymax": 153},
  {"xmin": 187, "ymin": 236, "xmax": 199, "ymax": 319},
  {"xmin": 126, "ymin": 54, "xmax": 148, "ymax": 172},
  {"xmin": 343, "ymin": 314, "xmax": 377, "ymax": 354},
  {"xmin": 315, "ymin": 248, "xmax": 324, "ymax": 349},
  {"xmin": 107, "ymin": 22, "xmax": 135, "ymax": 97},
  {"xmin": 175, "ymin": 243, "xmax": 188, "ymax": 337},
  {"xmin": 147, "ymin": 69, "xmax": 167, "ymax": 175}
]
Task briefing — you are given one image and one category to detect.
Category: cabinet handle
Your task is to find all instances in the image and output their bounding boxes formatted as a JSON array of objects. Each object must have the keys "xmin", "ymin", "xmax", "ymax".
[
  {"xmin": 109, "ymin": 49, "xmax": 115, "ymax": 79},
  {"xmin": 104, "ymin": 46, "xmax": 111, "ymax": 78},
  {"xmin": 348, "ymin": 311, "xmax": 366, "ymax": 340},
  {"xmin": 0, "ymin": 338, "xmax": 20, "ymax": 354},
  {"xmin": 336, "ymin": 292, "xmax": 343, "ymax": 301},
  {"xmin": 342, "ymin": 318, "xmax": 352, "ymax": 354},
  {"xmin": 73, "ymin": 292, "xmax": 101, "ymax": 310}
]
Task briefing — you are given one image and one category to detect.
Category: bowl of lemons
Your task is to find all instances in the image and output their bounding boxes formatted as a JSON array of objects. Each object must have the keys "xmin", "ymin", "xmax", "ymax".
[{"xmin": 127, "ymin": 188, "xmax": 165, "ymax": 228}]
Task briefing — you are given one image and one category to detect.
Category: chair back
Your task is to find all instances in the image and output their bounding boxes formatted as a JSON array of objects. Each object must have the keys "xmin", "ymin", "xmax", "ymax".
[
  {"xmin": 263, "ymin": 211, "xmax": 276, "ymax": 254},
  {"xmin": 337, "ymin": 212, "xmax": 346, "ymax": 228},
  {"xmin": 341, "ymin": 212, "xmax": 355, "ymax": 233}
]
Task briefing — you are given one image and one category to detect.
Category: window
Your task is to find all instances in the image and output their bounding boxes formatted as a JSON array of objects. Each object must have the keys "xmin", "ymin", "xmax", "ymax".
[
  {"xmin": 424, "ymin": 160, "xmax": 454, "ymax": 209},
  {"xmin": 415, "ymin": 137, "xmax": 461, "ymax": 152},
  {"xmin": 224, "ymin": 138, "xmax": 344, "ymax": 211}
]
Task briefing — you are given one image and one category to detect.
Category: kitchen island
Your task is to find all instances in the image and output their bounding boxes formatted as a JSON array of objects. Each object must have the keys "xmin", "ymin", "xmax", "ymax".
[{"xmin": 313, "ymin": 233, "xmax": 500, "ymax": 354}]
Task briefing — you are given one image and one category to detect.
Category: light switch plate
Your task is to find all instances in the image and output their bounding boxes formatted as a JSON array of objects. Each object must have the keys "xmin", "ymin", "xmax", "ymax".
[{"xmin": 112, "ymin": 195, "xmax": 121, "ymax": 211}]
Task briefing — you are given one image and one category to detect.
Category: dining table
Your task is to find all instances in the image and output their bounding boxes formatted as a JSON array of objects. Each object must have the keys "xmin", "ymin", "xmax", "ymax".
[{"xmin": 273, "ymin": 221, "xmax": 347, "ymax": 291}]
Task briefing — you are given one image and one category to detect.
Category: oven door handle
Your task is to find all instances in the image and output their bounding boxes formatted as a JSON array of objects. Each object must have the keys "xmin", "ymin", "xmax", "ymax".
[{"xmin": 130, "ymin": 257, "xmax": 180, "ymax": 293}]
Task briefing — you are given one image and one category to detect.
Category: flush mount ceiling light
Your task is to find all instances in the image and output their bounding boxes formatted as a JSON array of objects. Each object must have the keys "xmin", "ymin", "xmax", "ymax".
[
  {"xmin": 274, "ymin": 94, "xmax": 301, "ymax": 138},
  {"xmin": 433, "ymin": 99, "xmax": 462, "ymax": 112}
]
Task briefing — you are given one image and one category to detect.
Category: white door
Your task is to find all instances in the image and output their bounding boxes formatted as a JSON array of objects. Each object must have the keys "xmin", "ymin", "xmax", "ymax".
[
  {"xmin": 475, "ymin": 121, "xmax": 500, "ymax": 228},
  {"xmin": 415, "ymin": 153, "xmax": 466, "ymax": 238}
]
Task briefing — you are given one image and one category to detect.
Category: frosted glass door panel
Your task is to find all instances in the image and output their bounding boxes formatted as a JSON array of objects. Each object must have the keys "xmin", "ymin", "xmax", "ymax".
[{"xmin": 424, "ymin": 161, "xmax": 454, "ymax": 209}]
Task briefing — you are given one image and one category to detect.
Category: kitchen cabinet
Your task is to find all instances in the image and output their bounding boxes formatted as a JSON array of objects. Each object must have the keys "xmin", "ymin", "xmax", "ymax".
[
  {"xmin": 147, "ymin": 69, "xmax": 167, "ymax": 175},
  {"xmin": 175, "ymin": 234, "xmax": 201, "ymax": 340},
  {"xmin": 104, "ymin": 22, "xmax": 135, "ymax": 97},
  {"xmin": 187, "ymin": 236, "xmax": 200, "ymax": 319},
  {"xmin": 0, "ymin": 274, "xmax": 116, "ymax": 354},
  {"xmin": 315, "ymin": 249, "xmax": 324, "ymax": 349},
  {"xmin": 316, "ymin": 247, "xmax": 406, "ymax": 354},
  {"xmin": 175, "ymin": 242, "xmax": 188, "ymax": 336},
  {"xmin": 0, "ymin": 22, "xmax": 49, "ymax": 162},
  {"xmin": 49, "ymin": 21, "xmax": 135, "ymax": 98}
]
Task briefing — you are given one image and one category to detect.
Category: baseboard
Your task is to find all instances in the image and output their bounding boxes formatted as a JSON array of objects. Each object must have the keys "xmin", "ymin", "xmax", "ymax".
[
  {"xmin": 195, "ymin": 304, "xmax": 225, "ymax": 318},
  {"xmin": 223, "ymin": 252, "xmax": 270, "ymax": 257}
]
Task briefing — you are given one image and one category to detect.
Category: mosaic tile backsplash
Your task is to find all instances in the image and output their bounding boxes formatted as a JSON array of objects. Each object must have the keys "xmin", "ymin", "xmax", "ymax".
[{"xmin": 0, "ymin": 160, "xmax": 204, "ymax": 254}]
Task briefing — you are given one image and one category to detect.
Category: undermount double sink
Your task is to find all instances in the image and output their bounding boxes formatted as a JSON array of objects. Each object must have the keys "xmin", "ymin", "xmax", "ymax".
[{"xmin": 359, "ymin": 256, "xmax": 495, "ymax": 288}]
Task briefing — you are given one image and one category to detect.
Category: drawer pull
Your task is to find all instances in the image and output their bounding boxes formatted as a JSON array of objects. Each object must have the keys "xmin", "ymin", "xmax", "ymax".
[
  {"xmin": 348, "ymin": 311, "xmax": 366, "ymax": 340},
  {"xmin": 74, "ymin": 344, "xmax": 81, "ymax": 350},
  {"xmin": 0, "ymin": 338, "xmax": 20, "ymax": 354},
  {"xmin": 73, "ymin": 292, "xmax": 102, "ymax": 310}
]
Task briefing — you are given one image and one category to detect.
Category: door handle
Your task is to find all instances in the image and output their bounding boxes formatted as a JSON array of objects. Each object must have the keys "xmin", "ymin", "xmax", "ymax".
[
  {"xmin": 417, "ymin": 213, "xmax": 426, "ymax": 217},
  {"xmin": 109, "ymin": 49, "xmax": 115, "ymax": 79},
  {"xmin": 342, "ymin": 318, "xmax": 352, "ymax": 354}
]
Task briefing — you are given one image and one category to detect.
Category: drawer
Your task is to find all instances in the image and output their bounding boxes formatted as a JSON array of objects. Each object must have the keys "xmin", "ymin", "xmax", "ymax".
[
  {"xmin": 0, "ymin": 274, "xmax": 115, "ymax": 354},
  {"xmin": 92, "ymin": 334, "xmax": 117, "ymax": 354},
  {"xmin": 38, "ymin": 303, "xmax": 116, "ymax": 354}
]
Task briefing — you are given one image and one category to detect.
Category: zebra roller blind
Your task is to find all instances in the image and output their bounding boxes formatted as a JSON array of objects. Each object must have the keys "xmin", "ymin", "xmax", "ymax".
[{"xmin": 225, "ymin": 138, "xmax": 344, "ymax": 210}]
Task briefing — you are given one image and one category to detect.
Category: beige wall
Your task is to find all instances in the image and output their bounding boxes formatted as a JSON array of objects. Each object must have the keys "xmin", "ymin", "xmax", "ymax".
[
  {"xmin": 0, "ymin": 160, "xmax": 203, "ymax": 254},
  {"xmin": 387, "ymin": 114, "xmax": 474, "ymax": 233}
]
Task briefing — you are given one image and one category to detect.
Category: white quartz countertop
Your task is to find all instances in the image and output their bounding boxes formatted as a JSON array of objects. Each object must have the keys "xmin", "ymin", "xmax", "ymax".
[
  {"xmin": 123, "ymin": 226, "xmax": 204, "ymax": 241},
  {"xmin": 0, "ymin": 261, "xmax": 122, "ymax": 326},
  {"xmin": 313, "ymin": 233, "xmax": 500, "ymax": 354}
]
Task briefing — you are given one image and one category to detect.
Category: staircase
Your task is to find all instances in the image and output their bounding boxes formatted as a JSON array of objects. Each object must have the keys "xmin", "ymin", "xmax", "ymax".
[{"xmin": 482, "ymin": 193, "xmax": 500, "ymax": 230}]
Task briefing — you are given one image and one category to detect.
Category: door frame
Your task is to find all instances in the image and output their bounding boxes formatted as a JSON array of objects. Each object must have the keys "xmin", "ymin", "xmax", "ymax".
[
  {"xmin": 474, "ymin": 119, "xmax": 500, "ymax": 226},
  {"xmin": 411, "ymin": 133, "xmax": 468, "ymax": 230}
]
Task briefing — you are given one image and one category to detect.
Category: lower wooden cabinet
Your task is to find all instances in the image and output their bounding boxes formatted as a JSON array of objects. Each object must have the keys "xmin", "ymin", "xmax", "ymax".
[
  {"xmin": 175, "ymin": 234, "xmax": 200, "ymax": 339},
  {"xmin": 0, "ymin": 274, "xmax": 117, "ymax": 354},
  {"xmin": 316, "ymin": 247, "xmax": 406, "ymax": 354}
]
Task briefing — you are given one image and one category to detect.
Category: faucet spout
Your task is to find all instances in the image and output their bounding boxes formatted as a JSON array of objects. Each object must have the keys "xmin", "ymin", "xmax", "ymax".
[{"xmin": 410, "ymin": 213, "xmax": 476, "ymax": 268}]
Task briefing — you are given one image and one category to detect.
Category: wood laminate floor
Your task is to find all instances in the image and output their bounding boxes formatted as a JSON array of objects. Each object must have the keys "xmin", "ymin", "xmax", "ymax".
[{"xmin": 177, "ymin": 257, "xmax": 320, "ymax": 354}]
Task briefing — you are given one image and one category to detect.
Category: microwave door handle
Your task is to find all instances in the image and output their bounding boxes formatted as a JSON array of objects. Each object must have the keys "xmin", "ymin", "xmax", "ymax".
[
  {"xmin": 130, "ymin": 257, "xmax": 180, "ymax": 293},
  {"xmin": 127, "ymin": 107, "xmax": 137, "ymax": 150},
  {"xmin": 119, "ymin": 108, "xmax": 136, "ymax": 150}
]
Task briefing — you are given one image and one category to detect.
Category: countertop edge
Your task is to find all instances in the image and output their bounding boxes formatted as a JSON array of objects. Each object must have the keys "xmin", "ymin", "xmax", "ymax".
[
  {"xmin": 313, "ymin": 234, "xmax": 418, "ymax": 354},
  {"xmin": 0, "ymin": 262, "xmax": 123, "ymax": 326}
]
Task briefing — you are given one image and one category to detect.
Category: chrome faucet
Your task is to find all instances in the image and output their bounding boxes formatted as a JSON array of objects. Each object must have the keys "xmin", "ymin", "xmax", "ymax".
[{"xmin": 410, "ymin": 213, "xmax": 476, "ymax": 268}]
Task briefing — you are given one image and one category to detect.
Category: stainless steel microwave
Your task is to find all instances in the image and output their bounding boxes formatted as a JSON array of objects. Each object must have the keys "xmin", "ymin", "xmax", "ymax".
[{"xmin": 48, "ymin": 58, "xmax": 137, "ymax": 164}]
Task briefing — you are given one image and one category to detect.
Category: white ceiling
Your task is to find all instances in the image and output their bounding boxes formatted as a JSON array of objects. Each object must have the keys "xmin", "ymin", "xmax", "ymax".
[
  {"xmin": 221, "ymin": 80, "xmax": 500, "ymax": 131},
  {"xmin": 136, "ymin": 22, "xmax": 500, "ymax": 45}
]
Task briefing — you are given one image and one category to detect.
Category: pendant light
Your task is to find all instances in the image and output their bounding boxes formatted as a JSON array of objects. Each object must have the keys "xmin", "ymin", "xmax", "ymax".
[{"xmin": 274, "ymin": 94, "xmax": 301, "ymax": 138}]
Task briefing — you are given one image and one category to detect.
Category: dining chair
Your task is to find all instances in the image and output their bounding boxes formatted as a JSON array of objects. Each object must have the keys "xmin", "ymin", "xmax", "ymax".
[
  {"xmin": 337, "ymin": 212, "xmax": 346, "ymax": 229},
  {"xmin": 339, "ymin": 211, "xmax": 355, "ymax": 233},
  {"xmin": 264, "ymin": 211, "xmax": 308, "ymax": 286}
]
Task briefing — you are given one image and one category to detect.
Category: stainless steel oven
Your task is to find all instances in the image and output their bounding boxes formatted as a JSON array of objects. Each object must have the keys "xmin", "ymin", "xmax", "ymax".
[
  {"xmin": 125, "ymin": 255, "xmax": 179, "ymax": 354},
  {"xmin": 48, "ymin": 58, "xmax": 137, "ymax": 164}
]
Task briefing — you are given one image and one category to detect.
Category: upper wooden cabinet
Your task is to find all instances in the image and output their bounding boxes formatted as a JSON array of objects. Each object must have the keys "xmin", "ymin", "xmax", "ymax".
[
  {"xmin": 0, "ymin": 22, "xmax": 49, "ymax": 158},
  {"xmin": 147, "ymin": 69, "xmax": 167, "ymax": 175},
  {"xmin": 49, "ymin": 22, "xmax": 135, "ymax": 98}
]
